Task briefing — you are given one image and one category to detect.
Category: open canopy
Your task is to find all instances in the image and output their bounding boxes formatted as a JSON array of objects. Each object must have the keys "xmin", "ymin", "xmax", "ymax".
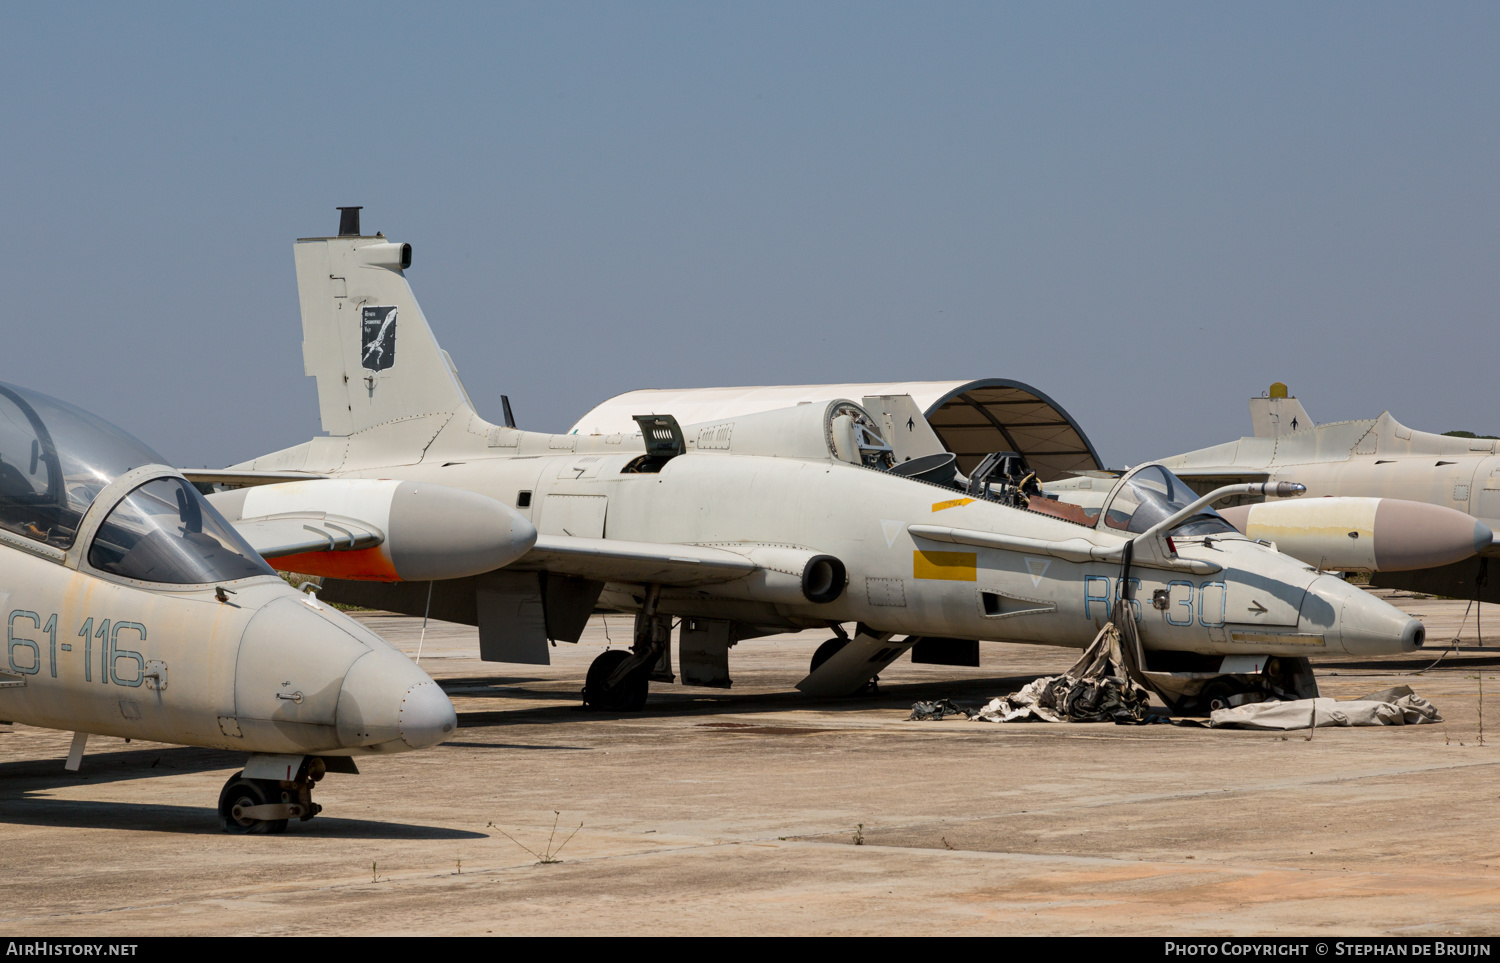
[{"xmin": 568, "ymin": 379, "xmax": 1101, "ymax": 482}]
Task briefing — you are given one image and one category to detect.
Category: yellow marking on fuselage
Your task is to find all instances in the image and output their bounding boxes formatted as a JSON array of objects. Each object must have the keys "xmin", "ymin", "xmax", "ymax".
[
  {"xmin": 913, "ymin": 550, "xmax": 977, "ymax": 581},
  {"xmin": 931, "ymin": 498, "xmax": 975, "ymax": 512}
]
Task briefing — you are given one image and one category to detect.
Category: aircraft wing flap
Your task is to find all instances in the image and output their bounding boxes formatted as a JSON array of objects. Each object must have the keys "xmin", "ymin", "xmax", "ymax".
[
  {"xmin": 233, "ymin": 514, "xmax": 384, "ymax": 559},
  {"xmin": 518, "ymin": 535, "xmax": 758, "ymax": 586}
]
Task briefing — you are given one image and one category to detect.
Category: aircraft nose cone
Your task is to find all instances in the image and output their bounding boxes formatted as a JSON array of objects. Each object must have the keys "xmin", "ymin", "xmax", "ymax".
[
  {"xmin": 1301, "ymin": 574, "xmax": 1424, "ymax": 656},
  {"xmin": 398, "ymin": 679, "xmax": 457, "ymax": 750},
  {"xmin": 336, "ymin": 647, "xmax": 455, "ymax": 751}
]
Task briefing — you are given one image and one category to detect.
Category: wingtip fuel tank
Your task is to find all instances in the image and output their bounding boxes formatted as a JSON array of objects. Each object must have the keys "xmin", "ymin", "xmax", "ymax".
[
  {"xmin": 1218, "ymin": 497, "xmax": 1492, "ymax": 572},
  {"xmin": 211, "ymin": 478, "xmax": 538, "ymax": 582}
]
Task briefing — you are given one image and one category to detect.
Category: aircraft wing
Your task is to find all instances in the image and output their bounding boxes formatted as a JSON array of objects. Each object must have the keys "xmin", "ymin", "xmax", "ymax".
[
  {"xmin": 515, "ymin": 535, "xmax": 757, "ymax": 586},
  {"xmin": 232, "ymin": 514, "xmax": 384, "ymax": 559},
  {"xmin": 183, "ymin": 469, "xmax": 327, "ymax": 488}
]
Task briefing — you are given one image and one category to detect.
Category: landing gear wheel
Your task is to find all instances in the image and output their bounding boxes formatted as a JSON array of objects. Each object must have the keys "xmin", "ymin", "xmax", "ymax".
[
  {"xmin": 584, "ymin": 649, "xmax": 649, "ymax": 711},
  {"xmin": 1198, "ymin": 679, "xmax": 1249, "ymax": 714},
  {"xmin": 217, "ymin": 772, "xmax": 288, "ymax": 835},
  {"xmin": 810, "ymin": 638, "xmax": 847, "ymax": 673}
]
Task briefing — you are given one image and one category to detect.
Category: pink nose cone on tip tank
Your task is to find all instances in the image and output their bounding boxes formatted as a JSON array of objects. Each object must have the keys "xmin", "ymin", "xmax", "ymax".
[{"xmin": 1371, "ymin": 499, "xmax": 1494, "ymax": 571}]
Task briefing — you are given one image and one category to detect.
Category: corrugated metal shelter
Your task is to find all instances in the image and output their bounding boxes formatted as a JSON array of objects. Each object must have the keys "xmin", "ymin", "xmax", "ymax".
[{"xmin": 568, "ymin": 379, "xmax": 1102, "ymax": 482}]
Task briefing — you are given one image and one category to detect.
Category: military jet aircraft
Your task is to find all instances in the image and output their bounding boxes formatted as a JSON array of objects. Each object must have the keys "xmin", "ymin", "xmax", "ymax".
[
  {"xmin": 0, "ymin": 380, "xmax": 471, "ymax": 833},
  {"xmin": 1154, "ymin": 384, "xmax": 1500, "ymax": 604},
  {"xmin": 206, "ymin": 211, "xmax": 1426, "ymax": 714}
]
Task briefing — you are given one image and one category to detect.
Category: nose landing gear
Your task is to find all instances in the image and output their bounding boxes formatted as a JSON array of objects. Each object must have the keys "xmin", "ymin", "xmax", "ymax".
[{"xmin": 217, "ymin": 756, "xmax": 332, "ymax": 834}]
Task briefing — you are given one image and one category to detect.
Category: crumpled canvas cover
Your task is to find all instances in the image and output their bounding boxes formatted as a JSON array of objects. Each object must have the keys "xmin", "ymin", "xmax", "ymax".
[
  {"xmin": 1210, "ymin": 685, "xmax": 1443, "ymax": 730},
  {"xmin": 971, "ymin": 621, "xmax": 1153, "ymax": 724}
]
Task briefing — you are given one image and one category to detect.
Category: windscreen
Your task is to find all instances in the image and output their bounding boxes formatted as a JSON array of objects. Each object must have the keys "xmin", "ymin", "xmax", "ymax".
[
  {"xmin": 88, "ymin": 477, "xmax": 275, "ymax": 584},
  {"xmin": 1100, "ymin": 465, "xmax": 1238, "ymax": 537}
]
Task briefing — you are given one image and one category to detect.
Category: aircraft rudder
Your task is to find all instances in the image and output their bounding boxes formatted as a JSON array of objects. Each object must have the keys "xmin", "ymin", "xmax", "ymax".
[
  {"xmin": 1249, "ymin": 383, "xmax": 1315, "ymax": 438},
  {"xmin": 294, "ymin": 208, "xmax": 473, "ymax": 439}
]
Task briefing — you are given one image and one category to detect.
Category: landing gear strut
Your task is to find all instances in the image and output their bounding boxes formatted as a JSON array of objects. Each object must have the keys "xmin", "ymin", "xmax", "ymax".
[
  {"xmin": 217, "ymin": 757, "xmax": 328, "ymax": 834},
  {"xmin": 583, "ymin": 586, "xmax": 668, "ymax": 711}
]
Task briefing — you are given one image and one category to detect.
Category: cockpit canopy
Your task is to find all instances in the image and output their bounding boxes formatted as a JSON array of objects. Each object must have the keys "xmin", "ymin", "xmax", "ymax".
[
  {"xmin": 825, "ymin": 402, "xmax": 895, "ymax": 470},
  {"xmin": 87, "ymin": 476, "xmax": 273, "ymax": 583},
  {"xmin": 0, "ymin": 382, "xmax": 167, "ymax": 549},
  {"xmin": 1096, "ymin": 464, "xmax": 1238, "ymax": 537},
  {"xmin": 679, "ymin": 399, "xmax": 896, "ymax": 468},
  {"xmin": 0, "ymin": 382, "xmax": 273, "ymax": 584}
]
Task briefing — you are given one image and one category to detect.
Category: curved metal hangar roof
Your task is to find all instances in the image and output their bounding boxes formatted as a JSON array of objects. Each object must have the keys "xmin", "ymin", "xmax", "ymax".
[{"xmin": 568, "ymin": 380, "xmax": 1102, "ymax": 482}]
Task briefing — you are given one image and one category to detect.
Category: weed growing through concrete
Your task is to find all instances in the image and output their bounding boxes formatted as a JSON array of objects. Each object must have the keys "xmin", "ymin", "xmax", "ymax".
[
  {"xmin": 489, "ymin": 812, "xmax": 583, "ymax": 865},
  {"xmin": 853, "ymin": 823, "xmax": 865, "ymax": 846}
]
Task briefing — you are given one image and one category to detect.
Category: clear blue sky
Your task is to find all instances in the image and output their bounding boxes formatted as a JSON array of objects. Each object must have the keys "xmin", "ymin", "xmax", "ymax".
[{"xmin": 2, "ymin": 3, "xmax": 1496, "ymax": 469}]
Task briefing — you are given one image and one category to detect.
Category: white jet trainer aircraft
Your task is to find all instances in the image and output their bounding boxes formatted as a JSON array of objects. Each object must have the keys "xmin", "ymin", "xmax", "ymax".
[
  {"xmin": 206, "ymin": 209, "xmax": 1426, "ymax": 714},
  {"xmin": 0, "ymin": 380, "xmax": 469, "ymax": 833}
]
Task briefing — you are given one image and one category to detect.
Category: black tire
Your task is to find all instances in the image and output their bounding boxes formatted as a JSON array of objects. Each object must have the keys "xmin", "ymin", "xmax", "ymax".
[
  {"xmin": 217, "ymin": 773, "xmax": 289, "ymax": 835},
  {"xmin": 585, "ymin": 649, "xmax": 649, "ymax": 711},
  {"xmin": 810, "ymin": 637, "xmax": 847, "ymax": 674},
  {"xmin": 1198, "ymin": 679, "xmax": 1246, "ymax": 714}
]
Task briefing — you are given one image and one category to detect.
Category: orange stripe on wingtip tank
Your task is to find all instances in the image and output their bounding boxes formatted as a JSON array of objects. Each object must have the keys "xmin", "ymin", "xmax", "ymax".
[{"xmin": 270, "ymin": 548, "xmax": 400, "ymax": 581}]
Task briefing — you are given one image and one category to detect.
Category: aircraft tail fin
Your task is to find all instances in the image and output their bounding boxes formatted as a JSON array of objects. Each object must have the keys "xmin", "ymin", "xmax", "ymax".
[
  {"xmin": 294, "ymin": 209, "xmax": 476, "ymax": 437},
  {"xmin": 1249, "ymin": 382, "xmax": 1314, "ymax": 438}
]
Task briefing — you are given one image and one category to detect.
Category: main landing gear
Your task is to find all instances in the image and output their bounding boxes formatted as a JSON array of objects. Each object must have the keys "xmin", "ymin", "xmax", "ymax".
[
  {"xmin": 217, "ymin": 756, "xmax": 335, "ymax": 834},
  {"xmin": 808, "ymin": 631, "xmax": 882, "ymax": 696},
  {"xmin": 584, "ymin": 648, "xmax": 649, "ymax": 711},
  {"xmin": 583, "ymin": 587, "xmax": 670, "ymax": 711}
]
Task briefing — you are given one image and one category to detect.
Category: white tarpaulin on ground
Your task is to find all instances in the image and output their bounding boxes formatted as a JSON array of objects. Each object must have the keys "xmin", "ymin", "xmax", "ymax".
[
  {"xmin": 968, "ymin": 618, "xmax": 1153, "ymax": 724},
  {"xmin": 1209, "ymin": 686, "xmax": 1442, "ymax": 730}
]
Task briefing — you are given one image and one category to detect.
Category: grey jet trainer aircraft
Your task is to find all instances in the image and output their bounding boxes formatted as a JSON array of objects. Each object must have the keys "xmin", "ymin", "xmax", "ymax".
[
  {"xmin": 202, "ymin": 210, "xmax": 1427, "ymax": 714},
  {"xmin": 0, "ymin": 380, "xmax": 463, "ymax": 833}
]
